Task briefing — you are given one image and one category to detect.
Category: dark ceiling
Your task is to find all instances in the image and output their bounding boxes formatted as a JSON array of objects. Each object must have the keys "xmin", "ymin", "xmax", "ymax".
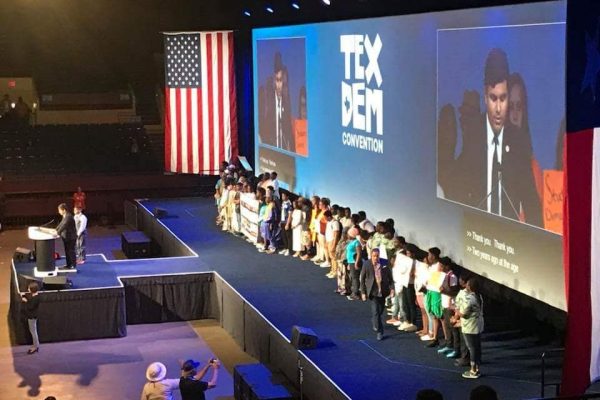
[{"xmin": 0, "ymin": 0, "xmax": 551, "ymax": 92}]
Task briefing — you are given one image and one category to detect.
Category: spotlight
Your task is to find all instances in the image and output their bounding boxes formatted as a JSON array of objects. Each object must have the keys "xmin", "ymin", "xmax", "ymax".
[
  {"xmin": 266, "ymin": 6, "xmax": 274, "ymax": 13},
  {"xmin": 322, "ymin": 0, "xmax": 330, "ymax": 5},
  {"xmin": 243, "ymin": 10, "xmax": 251, "ymax": 16},
  {"xmin": 291, "ymin": 2, "xmax": 300, "ymax": 9}
]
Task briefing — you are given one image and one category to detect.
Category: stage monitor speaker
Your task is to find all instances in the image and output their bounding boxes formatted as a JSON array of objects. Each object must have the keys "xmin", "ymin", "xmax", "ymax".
[
  {"xmin": 153, "ymin": 207, "xmax": 168, "ymax": 218},
  {"xmin": 43, "ymin": 276, "xmax": 70, "ymax": 290},
  {"xmin": 13, "ymin": 247, "xmax": 32, "ymax": 263},
  {"xmin": 291, "ymin": 325, "xmax": 318, "ymax": 350}
]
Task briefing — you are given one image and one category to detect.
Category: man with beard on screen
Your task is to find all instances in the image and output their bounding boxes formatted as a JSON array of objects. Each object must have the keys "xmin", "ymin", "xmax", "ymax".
[
  {"xmin": 259, "ymin": 51, "xmax": 294, "ymax": 152},
  {"xmin": 440, "ymin": 48, "xmax": 542, "ymax": 227}
]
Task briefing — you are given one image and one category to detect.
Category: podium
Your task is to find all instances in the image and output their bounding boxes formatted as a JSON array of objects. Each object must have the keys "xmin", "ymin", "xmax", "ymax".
[{"xmin": 28, "ymin": 226, "xmax": 59, "ymax": 278}]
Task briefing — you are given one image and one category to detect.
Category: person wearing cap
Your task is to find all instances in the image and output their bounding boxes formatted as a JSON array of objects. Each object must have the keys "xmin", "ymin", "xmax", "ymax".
[
  {"xmin": 179, "ymin": 358, "xmax": 220, "ymax": 400},
  {"xmin": 140, "ymin": 362, "xmax": 180, "ymax": 400}
]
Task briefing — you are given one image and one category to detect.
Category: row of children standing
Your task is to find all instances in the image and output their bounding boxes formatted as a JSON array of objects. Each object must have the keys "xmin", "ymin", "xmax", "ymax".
[{"xmin": 214, "ymin": 167, "xmax": 485, "ymax": 379}]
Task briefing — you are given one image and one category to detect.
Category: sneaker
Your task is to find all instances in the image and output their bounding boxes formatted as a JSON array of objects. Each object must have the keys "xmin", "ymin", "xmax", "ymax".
[
  {"xmin": 386, "ymin": 318, "xmax": 399, "ymax": 325},
  {"xmin": 346, "ymin": 295, "xmax": 359, "ymax": 301},
  {"xmin": 293, "ymin": 252, "xmax": 300, "ymax": 257},
  {"xmin": 426, "ymin": 340, "xmax": 439, "ymax": 348},
  {"xmin": 446, "ymin": 350, "xmax": 459, "ymax": 359},
  {"xmin": 311, "ymin": 255, "xmax": 320, "ymax": 262},
  {"xmin": 462, "ymin": 370, "xmax": 481, "ymax": 379},
  {"xmin": 326, "ymin": 272, "xmax": 336, "ymax": 279},
  {"xmin": 437, "ymin": 346, "xmax": 453, "ymax": 354},
  {"xmin": 300, "ymin": 254, "xmax": 310, "ymax": 260},
  {"xmin": 376, "ymin": 333, "xmax": 384, "ymax": 341},
  {"xmin": 278, "ymin": 249, "xmax": 287, "ymax": 255},
  {"xmin": 420, "ymin": 334, "xmax": 433, "ymax": 341},
  {"xmin": 266, "ymin": 248, "xmax": 276, "ymax": 254},
  {"xmin": 257, "ymin": 248, "xmax": 266, "ymax": 253},
  {"xmin": 283, "ymin": 250, "xmax": 290, "ymax": 256},
  {"xmin": 397, "ymin": 321, "xmax": 409, "ymax": 329},
  {"xmin": 319, "ymin": 261, "xmax": 330, "ymax": 268},
  {"xmin": 403, "ymin": 324, "xmax": 418, "ymax": 332}
]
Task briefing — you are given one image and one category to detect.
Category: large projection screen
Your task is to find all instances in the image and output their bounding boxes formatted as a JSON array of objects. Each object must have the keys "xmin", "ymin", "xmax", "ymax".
[{"xmin": 253, "ymin": 1, "xmax": 566, "ymax": 310}]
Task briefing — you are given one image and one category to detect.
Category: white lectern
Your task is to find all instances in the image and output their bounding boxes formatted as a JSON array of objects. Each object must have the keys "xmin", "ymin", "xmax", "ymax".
[{"xmin": 28, "ymin": 226, "xmax": 59, "ymax": 278}]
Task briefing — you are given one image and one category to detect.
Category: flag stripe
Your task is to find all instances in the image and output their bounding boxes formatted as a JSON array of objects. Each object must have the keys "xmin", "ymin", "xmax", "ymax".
[
  {"xmin": 186, "ymin": 87, "xmax": 193, "ymax": 173},
  {"xmin": 180, "ymin": 88, "xmax": 187, "ymax": 173},
  {"xmin": 591, "ymin": 128, "xmax": 600, "ymax": 381},
  {"xmin": 200, "ymin": 34, "xmax": 210, "ymax": 174},
  {"xmin": 217, "ymin": 32, "xmax": 226, "ymax": 172},
  {"xmin": 228, "ymin": 34, "xmax": 238, "ymax": 161},
  {"xmin": 223, "ymin": 32, "xmax": 231, "ymax": 163},
  {"xmin": 191, "ymin": 89, "xmax": 200, "ymax": 174},
  {"xmin": 164, "ymin": 31, "xmax": 237, "ymax": 175},
  {"xmin": 211, "ymin": 32, "xmax": 220, "ymax": 175},
  {"xmin": 164, "ymin": 89, "xmax": 172, "ymax": 171},
  {"xmin": 562, "ymin": 128, "xmax": 594, "ymax": 395},
  {"xmin": 207, "ymin": 33, "xmax": 215, "ymax": 174},
  {"xmin": 170, "ymin": 88, "xmax": 178, "ymax": 172}
]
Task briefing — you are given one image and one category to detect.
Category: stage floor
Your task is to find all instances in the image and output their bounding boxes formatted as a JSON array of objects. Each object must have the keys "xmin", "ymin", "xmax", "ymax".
[
  {"xmin": 140, "ymin": 198, "xmax": 557, "ymax": 400},
  {"xmin": 12, "ymin": 197, "xmax": 561, "ymax": 399}
]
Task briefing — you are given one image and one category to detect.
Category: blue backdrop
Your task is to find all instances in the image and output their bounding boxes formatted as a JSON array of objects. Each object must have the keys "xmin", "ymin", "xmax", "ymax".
[{"xmin": 253, "ymin": 1, "xmax": 566, "ymax": 309}]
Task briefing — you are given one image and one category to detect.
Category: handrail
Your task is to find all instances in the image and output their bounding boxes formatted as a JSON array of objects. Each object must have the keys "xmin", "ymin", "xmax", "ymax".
[{"xmin": 541, "ymin": 348, "xmax": 565, "ymax": 398}]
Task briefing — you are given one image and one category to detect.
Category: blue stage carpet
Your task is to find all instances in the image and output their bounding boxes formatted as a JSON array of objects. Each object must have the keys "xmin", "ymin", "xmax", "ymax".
[{"xmin": 138, "ymin": 198, "xmax": 553, "ymax": 400}]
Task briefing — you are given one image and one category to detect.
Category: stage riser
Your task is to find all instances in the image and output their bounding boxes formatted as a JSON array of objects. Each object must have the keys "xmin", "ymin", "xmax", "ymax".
[
  {"xmin": 123, "ymin": 275, "xmax": 216, "ymax": 324},
  {"xmin": 10, "ymin": 272, "xmax": 347, "ymax": 400}
]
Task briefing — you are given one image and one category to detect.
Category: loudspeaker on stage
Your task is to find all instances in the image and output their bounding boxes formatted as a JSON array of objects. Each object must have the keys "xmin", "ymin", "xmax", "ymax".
[
  {"xmin": 43, "ymin": 276, "xmax": 71, "ymax": 290},
  {"xmin": 13, "ymin": 247, "xmax": 32, "ymax": 263},
  {"xmin": 291, "ymin": 325, "xmax": 319, "ymax": 350},
  {"xmin": 153, "ymin": 207, "xmax": 168, "ymax": 218}
]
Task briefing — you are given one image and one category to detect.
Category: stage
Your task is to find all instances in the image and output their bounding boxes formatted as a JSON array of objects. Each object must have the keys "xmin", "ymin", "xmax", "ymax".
[{"xmin": 10, "ymin": 197, "xmax": 561, "ymax": 400}]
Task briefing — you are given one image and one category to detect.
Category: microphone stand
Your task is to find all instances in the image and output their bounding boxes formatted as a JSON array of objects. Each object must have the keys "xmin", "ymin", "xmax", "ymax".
[{"xmin": 475, "ymin": 171, "xmax": 520, "ymax": 220}]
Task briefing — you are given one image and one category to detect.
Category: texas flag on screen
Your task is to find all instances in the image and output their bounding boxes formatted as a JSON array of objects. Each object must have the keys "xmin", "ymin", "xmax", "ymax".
[
  {"xmin": 163, "ymin": 31, "xmax": 238, "ymax": 175},
  {"xmin": 562, "ymin": 0, "xmax": 600, "ymax": 394}
]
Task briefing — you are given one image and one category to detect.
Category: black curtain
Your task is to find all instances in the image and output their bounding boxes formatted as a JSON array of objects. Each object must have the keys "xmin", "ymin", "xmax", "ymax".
[{"xmin": 123, "ymin": 273, "xmax": 214, "ymax": 324}]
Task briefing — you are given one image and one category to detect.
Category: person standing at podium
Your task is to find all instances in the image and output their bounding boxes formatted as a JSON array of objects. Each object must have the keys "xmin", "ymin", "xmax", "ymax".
[{"xmin": 54, "ymin": 203, "xmax": 77, "ymax": 269}]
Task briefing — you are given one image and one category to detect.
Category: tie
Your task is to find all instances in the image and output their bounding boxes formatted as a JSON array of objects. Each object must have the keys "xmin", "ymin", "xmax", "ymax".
[
  {"xmin": 491, "ymin": 136, "xmax": 500, "ymax": 214},
  {"xmin": 276, "ymin": 97, "xmax": 283, "ymax": 148}
]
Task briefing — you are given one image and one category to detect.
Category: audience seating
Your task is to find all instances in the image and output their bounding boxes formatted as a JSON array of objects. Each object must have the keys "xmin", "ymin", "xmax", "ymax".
[{"xmin": 0, "ymin": 123, "xmax": 161, "ymax": 176}]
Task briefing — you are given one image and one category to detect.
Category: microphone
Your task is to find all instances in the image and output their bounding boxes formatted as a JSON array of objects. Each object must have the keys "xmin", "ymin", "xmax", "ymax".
[
  {"xmin": 40, "ymin": 219, "xmax": 55, "ymax": 228},
  {"xmin": 475, "ymin": 167, "xmax": 503, "ymax": 210}
]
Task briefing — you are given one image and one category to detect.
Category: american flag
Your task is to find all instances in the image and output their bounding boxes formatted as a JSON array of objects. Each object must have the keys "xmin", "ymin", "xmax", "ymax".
[
  {"xmin": 164, "ymin": 31, "xmax": 238, "ymax": 174},
  {"xmin": 561, "ymin": 0, "xmax": 600, "ymax": 395}
]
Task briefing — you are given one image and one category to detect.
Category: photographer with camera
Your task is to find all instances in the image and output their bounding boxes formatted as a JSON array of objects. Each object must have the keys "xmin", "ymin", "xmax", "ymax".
[
  {"xmin": 22, "ymin": 281, "xmax": 40, "ymax": 354},
  {"xmin": 179, "ymin": 358, "xmax": 220, "ymax": 400}
]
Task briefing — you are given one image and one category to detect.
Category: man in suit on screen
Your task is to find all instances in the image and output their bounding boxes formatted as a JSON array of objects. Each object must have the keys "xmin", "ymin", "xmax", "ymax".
[
  {"xmin": 440, "ymin": 48, "xmax": 542, "ymax": 227},
  {"xmin": 258, "ymin": 52, "xmax": 294, "ymax": 152}
]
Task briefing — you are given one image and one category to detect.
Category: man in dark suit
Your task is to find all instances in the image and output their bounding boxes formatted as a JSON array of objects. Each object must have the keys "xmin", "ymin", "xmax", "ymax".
[
  {"xmin": 258, "ymin": 52, "xmax": 294, "ymax": 152},
  {"xmin": 439, "ymin": 48, "xmax": 542, "ymax": 227},
  {"xmin": 52, "ymin": 203, "xmax": 77, "ymax": 269},
  {"xmin": 361, "ymin": 248, "xmax": 395, "ymax": 340}
]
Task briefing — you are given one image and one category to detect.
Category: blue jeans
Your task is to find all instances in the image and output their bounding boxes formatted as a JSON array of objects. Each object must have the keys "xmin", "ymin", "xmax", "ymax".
[
  {"xmin": 390, "ymin": 289, "xmax": 405, "ymax": 320},
  {"xmin": 28, "ymin": 318, "xmax": 39, "ymax": 348}
]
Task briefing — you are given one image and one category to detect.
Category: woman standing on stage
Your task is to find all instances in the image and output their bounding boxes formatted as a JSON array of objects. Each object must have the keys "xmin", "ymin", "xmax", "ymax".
[{"xmin": 22, "ymin": 281, "xmax": 40, "ymax": 354}]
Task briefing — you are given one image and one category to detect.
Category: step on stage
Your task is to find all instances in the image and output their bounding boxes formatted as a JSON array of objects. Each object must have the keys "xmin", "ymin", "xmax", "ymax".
[{"xmin": 10, "ymin": 197, "xmax": 557, "ymax": 400}]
